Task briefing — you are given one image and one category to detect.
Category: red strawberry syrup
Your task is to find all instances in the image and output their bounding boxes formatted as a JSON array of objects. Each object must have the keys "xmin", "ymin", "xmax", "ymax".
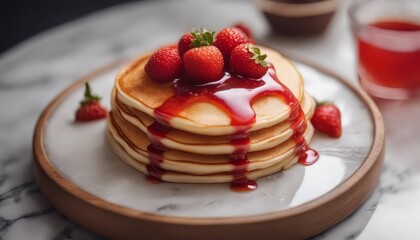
[
  {"xmin": 145, "ymin": 144, "xmax": 165, "ymax": 183},
  {"xmin": 145, "ymin": 65, "xmax": 318, "ymax": 191}
]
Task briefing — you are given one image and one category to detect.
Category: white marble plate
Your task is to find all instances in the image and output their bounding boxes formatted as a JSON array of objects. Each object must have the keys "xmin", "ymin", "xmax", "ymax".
[{"xmin": 41, "ymin": 60, "xmax": 374, "ymax": 219}]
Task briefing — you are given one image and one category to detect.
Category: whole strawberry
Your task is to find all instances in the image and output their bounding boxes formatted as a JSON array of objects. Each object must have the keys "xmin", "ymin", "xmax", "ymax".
[
  {"xmin": 145, "ymin": 47, "xmax": 182, "ymax": 83},
  {"xmin": 183, "ymin": 46, "xmax": 224, "ymax": 83},
  {"xmin": 311, "ymin": 102, "xmax": 342, "ymax": 138},
  {"xmin": 230, "ymin": 44, "xmax": 268, "ymax": 79},
  {"xmin": 75, "ymin": 83, "xmax": 107, "ymax": 122},
  {"xmin": 214, "ymin": 27, "xmax": 250, "ymax": 63},
  {"xmin": 233, "ymin": 23, "xmax": 252, "ymax": 38},
  {"xmin": 178, "ymin": 33, "xmax": 195, "ymax": 56},
  {"xmin": 178, "ymin": 28, "xmax": 216, "ymax": 56}
]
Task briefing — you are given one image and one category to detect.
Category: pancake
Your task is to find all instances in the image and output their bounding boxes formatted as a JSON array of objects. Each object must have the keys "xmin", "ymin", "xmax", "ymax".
[
  {"xmin": 107, "ymin": 111, "xmax": 314, "ymax": 175},
  {"xmin": 112, "ymin": 88, "xmax": 316, "ymax": 154},
  {"xmin": 107, "ymin": 130, "xmax": 301, "ymax": 184},
  {"xmin": 115, "ymin": 46, "xmax": 304, "ymax": 136},
  {"xmin": 107, "ymin": 44, "xmax": 318, "ymax": 188}
]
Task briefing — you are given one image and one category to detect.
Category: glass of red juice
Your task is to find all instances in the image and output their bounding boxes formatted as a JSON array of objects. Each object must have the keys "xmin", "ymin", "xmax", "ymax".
[{"xmin": 349, "ymin": 0, "xmax": 420, "ymax": 99}]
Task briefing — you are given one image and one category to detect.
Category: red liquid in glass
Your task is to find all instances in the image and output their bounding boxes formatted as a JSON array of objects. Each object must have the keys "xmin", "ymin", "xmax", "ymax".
[
  {"xmin": 145, "ymin": 66, "xmax": 318, "ymax": 191},
  {"xmin": 358, "ymin": 20, "xmax": 420, "ymax": 88}
]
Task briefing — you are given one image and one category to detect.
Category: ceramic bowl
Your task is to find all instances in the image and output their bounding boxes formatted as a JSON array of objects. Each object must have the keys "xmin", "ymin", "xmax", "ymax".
[{"xmin": 256, "ymin": 0, "xmax": 340, "ymax": 36}]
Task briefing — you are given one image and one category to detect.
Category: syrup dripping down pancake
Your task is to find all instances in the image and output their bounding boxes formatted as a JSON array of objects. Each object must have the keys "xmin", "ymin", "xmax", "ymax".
[
  {"xmin": 112, "ymin": 88, "xmax": 315, "ymax": 155},
  {"xmin": 107, "ymin": 130, "xmax": 308, "ymax": 183},
  {"xmin": 107, "ymin": 111, "xmax": 314, "ymax": 176},
  {"xmin": 107, "ymin": 45, "xmax": 318, "ymax": 188},
  {"xmin": 115, "ymin": 47, "xmax": 304, "ymax": 136}
]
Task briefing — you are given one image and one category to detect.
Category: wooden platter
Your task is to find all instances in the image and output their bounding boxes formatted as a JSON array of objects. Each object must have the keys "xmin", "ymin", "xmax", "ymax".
[{"xmin": 33, "ymin": 59, "xmax": 384, "ymax": 240}]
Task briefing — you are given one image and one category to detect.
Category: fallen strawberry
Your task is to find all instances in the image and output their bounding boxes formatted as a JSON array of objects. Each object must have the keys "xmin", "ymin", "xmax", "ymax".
[
  {"xmin": 75, "ymin": 83, "xmax": 107, "ymax": 122},
  {"xmin": 230, "ymin": 43, "xmax": 268, "ymax": 79},
  {"xmin": 311, "ymin": 102, "xmax": 342, "ymax": 138},
  {"xmin": 145, "ymin": 47, "xmax": 183, "ymax": 83}
]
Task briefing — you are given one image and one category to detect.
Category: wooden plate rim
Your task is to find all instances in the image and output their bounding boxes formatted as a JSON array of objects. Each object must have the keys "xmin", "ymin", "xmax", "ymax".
[{"xmin": 33, "ymin": 57, "xmax": 384, "ymax": 226}]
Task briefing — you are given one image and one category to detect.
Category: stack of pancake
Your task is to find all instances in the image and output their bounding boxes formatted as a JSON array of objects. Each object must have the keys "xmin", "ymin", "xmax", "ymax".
[{"xmin": 107, "ymin": 46, "xmax": 316, "ymax": 184}]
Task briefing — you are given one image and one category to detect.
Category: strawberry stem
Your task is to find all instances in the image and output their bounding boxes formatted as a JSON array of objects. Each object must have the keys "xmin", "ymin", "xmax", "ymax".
[
  {"xmin": 191, "ymin": 28, "xmax": 215, "ymax": 47},
  {"xmin": 248, "ymin": 45, "xmax": 268, "ymax": 67},
  {"xmin": 80, "ymin": 82, "xmax": 101, "ymax": 106},
  {"xmin": 316, "ymin": 101, "xmax": 332, "ymax": 107}
]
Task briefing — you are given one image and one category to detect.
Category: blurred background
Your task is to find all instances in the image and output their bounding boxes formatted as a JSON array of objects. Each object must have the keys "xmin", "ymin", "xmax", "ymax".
[{"xmin": 1, "ymin": 0, "xmax": 143, "ymax": 53}]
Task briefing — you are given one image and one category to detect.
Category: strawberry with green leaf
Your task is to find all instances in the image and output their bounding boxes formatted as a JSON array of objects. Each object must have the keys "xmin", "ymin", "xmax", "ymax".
[
  {"xmin": 230, "ymin": 43, "xmax": 268, "ymax": 79},
  {"xmin": 178, "ymin": 28, "xmax": 216, "ymax": 56},
  {"xmin": 75, "ymin": 83, "xmax": 107, "ymax": 122},
  {"xmin": 182, "ymin": 28, "xmax": 224, "ymax": 83},
  {"xmin": 214, "ymin": 27, "xmax": 250, "ymax": 63},
  {"xmin": 190, "ymin": 28, "xmax": 215, "ymax": 47}
]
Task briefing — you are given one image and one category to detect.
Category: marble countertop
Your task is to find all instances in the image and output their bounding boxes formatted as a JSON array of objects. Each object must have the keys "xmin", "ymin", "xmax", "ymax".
[{"xmin": 1, "ymin": 0, "xmax": 419, "ymax": 239}]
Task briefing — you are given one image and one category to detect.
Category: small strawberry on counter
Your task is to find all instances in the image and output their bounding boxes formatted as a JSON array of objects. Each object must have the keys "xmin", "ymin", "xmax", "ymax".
[
  {"xmin": 311, "ymin": 102, "xmax": 342, "ymax": 138},
  {"xmin": 75, "ymin": 83, "xmax": 107, "ymax": 122}
]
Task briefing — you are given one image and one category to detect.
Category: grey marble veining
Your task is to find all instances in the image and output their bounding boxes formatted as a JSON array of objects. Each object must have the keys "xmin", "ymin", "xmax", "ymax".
[{"xmin": 1, "ymin": 0, "xmax": 419, "ymax": 239}]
